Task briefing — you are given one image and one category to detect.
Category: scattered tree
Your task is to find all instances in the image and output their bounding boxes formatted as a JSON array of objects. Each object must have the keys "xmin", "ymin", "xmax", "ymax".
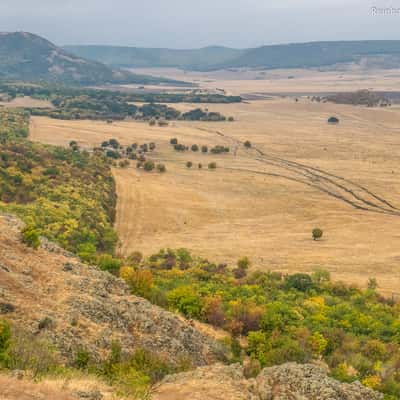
[
  {"xmin": 244, "ymin": 141, "xmax": 252, "ymax": 148},
  {"xmin": 186, "ymin": 161, "xmax": 193, "ymax": 168},
  {"xmin": 312, "ymin": 228, "xmax": 323, "ymax": 241},
  {"xmin": 143, "ymin": 160, "xmax": 155, "ymax": 171}
]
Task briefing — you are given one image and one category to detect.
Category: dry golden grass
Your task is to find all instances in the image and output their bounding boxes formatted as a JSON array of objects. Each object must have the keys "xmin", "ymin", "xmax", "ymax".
[
  {"xmin": 131, "ymin": 67, "xmax": 400, "ymax": 96},
  {"xmin": 0, "ymin": 373, "xmax": 122, "ymax": 400},
  {"xmin": 29, "ymin": 89, "xmax": 400, "ymax": 295}
]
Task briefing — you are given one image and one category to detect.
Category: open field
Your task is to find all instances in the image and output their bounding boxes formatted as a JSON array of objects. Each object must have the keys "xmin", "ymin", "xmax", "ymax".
[
  {"xmin": 30, "ymin": 86, "xmax": 400, "ymax": 295},
  {"xmin": 130, "ymin": 67, "xmax": 400, "ymax": 97},
  {"xmin": 0, "ymin": 95, "xmax": 53, "ymax": 108}
]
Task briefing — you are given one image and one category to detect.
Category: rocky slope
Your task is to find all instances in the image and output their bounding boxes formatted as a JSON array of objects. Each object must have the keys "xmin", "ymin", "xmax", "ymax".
[
  {"xmin": 0, "ymin": 213, "xmax": 385, "ymax": 399},
  {"xmin": 153, "ymin": 363, "xmax": 383, "ymax": 400},
  {"xmin": 0, "ymin": 213, "xmax": 225, "ymax": 366}
]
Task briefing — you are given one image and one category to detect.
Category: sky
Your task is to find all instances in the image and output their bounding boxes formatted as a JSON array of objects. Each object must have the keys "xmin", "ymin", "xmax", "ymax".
[{"xmin": 0, "ymin": 0, "xmax": 399, "ymax": 48}]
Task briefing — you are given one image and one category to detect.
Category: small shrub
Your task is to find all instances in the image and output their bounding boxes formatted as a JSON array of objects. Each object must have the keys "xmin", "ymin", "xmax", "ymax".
[
  {"xmin": 186, "ymin": 161, "xmax": 193, "ymax": 168},
  {"xmin": 191, "ymin": 144, "xmax": 199, "ymax": 152},
  {"xmin": 109, "ymin": 138, "xmax": 120, "ymax": 149},
  {"xmin": 170, "ymin": 138, "xmax": 178, "ymax": 145},
  {"xmin": 208, "ymin": 162, "xmax": 217, "ymax": 169},
  {"xmin": 157, "ymin": 163, "xmax": 166, "ymax": 173},
  {"xmin": 228, "ymin": 116, "xmax": 235, "ymax": 122},
  {"xmin": 285, "ymin": 273, "xmax": 314, "ymax": 292},
  {"xmin": 312, "ymin": 228, "xmax": 323, "ymax": 241},
  {"xmin": 119, "ymin": 160, "xmax": 130, "ymax": 168},
  {"xmin": 149, "ymin": 142, "xmax": 156, "ymax": 151},
  {"xmin": 0, "ymin": 320, "xmax": 11, "ymax": 366},
  {"xmin": 7, "ymin": 327, "xmax": 59, "ymax": 377},
  {"xmin": 149, "ymin": 119, "xmax": 156, "ymax": 126},
  {"xmin": 74, "ymin": 348, "xmax": 91, "ymax": 369},
  {"xmin": 244, "ymin": 140, "xmax": 252, "ymax": 148},
  {"xmin": 237, "ymin": 257, "xmax": 250, "ymax": 270},
  {"xmin": 106, "ymin": 149, "xmax": 121, "ymax": 159},
  {"xmin": 143, "ymin": 161, "xmax": 155, "ymax": 171},
  {"xmin": 158, "ymin": 120, "xmax": 169, "ymax": 127},
  {"xmin": 201, "ymin": 145, "xmax": 208, "ymax": 153},
  {"xmin": 198, "ymin": 163, "xmax": 202, "ymax": 169},
  {"xmin": 97, "ymin": 254, "xmax": 122, "ymax": 274},
  {"xmin": 21, "ymin": 226, "xmax": 40, "ymax": 249},
  {"xmin": 128, "ymin": 251, "xmax": 143, "ymax": 265},
  {"xmin": 174, "ymin": 144, "xmax": 186, "ymax": 152}
]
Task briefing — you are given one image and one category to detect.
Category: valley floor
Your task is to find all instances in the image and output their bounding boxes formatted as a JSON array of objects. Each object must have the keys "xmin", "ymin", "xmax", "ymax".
[{"xmin": 29, "ymin": 94, "xmax": 400, "ymax": 296}]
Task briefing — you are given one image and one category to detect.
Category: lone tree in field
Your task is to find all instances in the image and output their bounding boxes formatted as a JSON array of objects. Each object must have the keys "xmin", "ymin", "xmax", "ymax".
[
  {"xmin": 143, "ymin": 160, "xmax": 155, "ymax": 172},
  {"xmin": 244, "ymin": 140, "xmax": 252, "ymax": 149},
  {"xmin": 312, "ymin": 228, "xmax": 323, "ymax": 241}
]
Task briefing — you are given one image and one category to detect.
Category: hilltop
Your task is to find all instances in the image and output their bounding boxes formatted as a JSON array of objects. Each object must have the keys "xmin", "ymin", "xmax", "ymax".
[
  {"xmin": 65, "ymin": 40, "xmax": 400, "ymax": 71},
  {"xmin": 0, "ymin": 32, "xmax": 183, "ymax": 85}
]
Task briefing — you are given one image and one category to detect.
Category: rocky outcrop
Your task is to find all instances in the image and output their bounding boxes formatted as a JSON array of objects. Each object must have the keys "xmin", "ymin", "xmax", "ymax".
[
  {"xmin": 153, "ymin": 363, "xmax": 383, "ymax": 400},
  {"xmin": 0, "ymin": 213, "xmax": 226, "ymax": 366}
]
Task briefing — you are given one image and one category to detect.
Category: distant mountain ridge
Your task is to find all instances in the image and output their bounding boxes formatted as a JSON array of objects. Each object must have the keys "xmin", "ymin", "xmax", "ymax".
[
  {"xmin": 64, "ymin": 44, "xmax": 245, "ymax": 70},
  {"xmin": 65, "ymin": 40, "xmax": 400, "ymax": 71},
  {"xmin": 0, "ymin": 32, "xmax": 183, "ymax": 85}
]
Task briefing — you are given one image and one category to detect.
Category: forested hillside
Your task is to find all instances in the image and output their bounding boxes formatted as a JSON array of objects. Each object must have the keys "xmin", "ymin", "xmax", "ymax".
[{"xmin": 66, "ymin": 40, "xmax": 400, "ymax": 71}]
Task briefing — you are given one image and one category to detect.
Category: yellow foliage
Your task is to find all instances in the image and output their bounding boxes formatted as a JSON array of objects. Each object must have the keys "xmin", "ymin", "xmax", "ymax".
[
  {"xmin": 120, "ymin": 266, "xmax": 135, "ymax": 281},
  {"xmin": 362, "ymin": 375, "xmax": 381, "ymax": 390}
]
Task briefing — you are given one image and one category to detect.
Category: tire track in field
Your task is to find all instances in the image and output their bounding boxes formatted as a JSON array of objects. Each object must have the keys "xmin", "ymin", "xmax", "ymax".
[{"xmin": 196, "ymin": 127, "xmax": 399, "ymax": 216}]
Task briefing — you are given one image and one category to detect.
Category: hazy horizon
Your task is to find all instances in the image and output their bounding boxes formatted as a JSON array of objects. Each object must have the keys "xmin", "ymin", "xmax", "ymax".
[{"xmin": 0, "ymin": 0, "xmax": 399, "ymax": 48}]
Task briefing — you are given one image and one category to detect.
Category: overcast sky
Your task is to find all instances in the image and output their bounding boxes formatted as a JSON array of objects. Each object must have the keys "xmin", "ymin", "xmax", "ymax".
[{"xmin": 0, "ymin": 0, "xmax": 399, "ymax": 48}]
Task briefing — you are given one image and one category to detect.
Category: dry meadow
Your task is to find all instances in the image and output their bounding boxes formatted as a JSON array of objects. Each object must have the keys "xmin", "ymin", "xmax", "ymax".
[{"xmin": 29, "ymin": 71, "xmax": 400, "ymax": 295}]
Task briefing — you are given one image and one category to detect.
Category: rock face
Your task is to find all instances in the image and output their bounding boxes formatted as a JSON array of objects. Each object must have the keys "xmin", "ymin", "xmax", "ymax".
[
  {"xmin": 0, "ymin": 214, "xmax": 226, "ymax": 366},
  {"xmin": 153, "ymin": 363, "xmax": 383, "ymax": 400}
]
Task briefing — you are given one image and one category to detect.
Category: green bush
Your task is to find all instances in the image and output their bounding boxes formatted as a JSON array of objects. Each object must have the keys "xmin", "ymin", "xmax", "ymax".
[
  {"xmin": 191, "ymin": 144, "xmax": 199, "ymax": 152},
  {"xmin": 21, "ymin": 226, "xmax": 40, "ymax": 249},
  {"xmin": 312, "ymin": 228, "xmax": 323, "ymax": 240},
  {"xmin": 167, "ymin": 286, "xmax": 203, "ymax": 319},
  {"xmin": 97, "ymin": 254, "xmax": 122, "ymax": 274},
  {"xmin": 0, "ymin": 320, "xmax": 11, "ymax": 366},
  {"xmin": 143, "ymin": 161, "xmax": 155, "ymax": 171},
  {"xmin": 208, "ymin": 162, "xmax": 217, "ymax": 169},
  {"xmin": 186, "ymin": 161, "xmax": 193, "ymax": 168}
]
